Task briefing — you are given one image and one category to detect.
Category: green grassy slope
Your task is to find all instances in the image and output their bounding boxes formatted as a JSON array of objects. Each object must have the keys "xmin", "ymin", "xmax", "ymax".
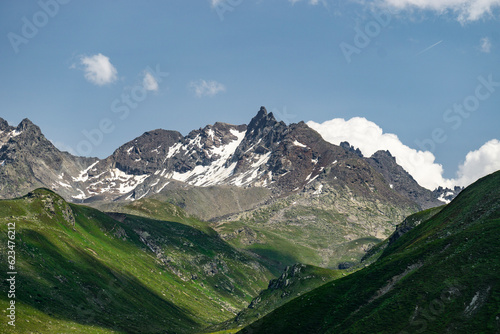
[
  {"xmin": 214, "ymin": 184, "xmax": 417, "ymax": 270},
  {"xmin": 0, "ymin": 189, "xmax": 273, "ymax": 333},
  {"xmin": 360, "ymin": 205, "xmax": 445, "ymax": 265},
  {"xmin": 239, "ymin": 170, "xmax": 500, "ymax": 333},
  {"xmin": 95, "ymin": 175, "xmax": 419, "ymax": 272},
  {"xmin": 209, "ymin": 264, "xmax": 344, "ymax": 333}
]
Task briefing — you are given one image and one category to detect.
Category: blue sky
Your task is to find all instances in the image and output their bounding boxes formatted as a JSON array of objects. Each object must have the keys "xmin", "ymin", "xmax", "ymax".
[{"xmin": 0, "ymin": 0, "xmax": 499, "ymax": 189}]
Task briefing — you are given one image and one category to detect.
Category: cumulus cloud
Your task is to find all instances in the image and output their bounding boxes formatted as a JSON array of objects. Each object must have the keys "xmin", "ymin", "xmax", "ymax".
[
  {"xmin": 307, "ymin": 117, "xmax": 500, "ymax": 190},
  {"xmin": 377, "ymin": 0, "xmax": 500, "ymax": 22},
  {"xmin": 480, "ymin": 37, "xmax": 492, "ymax": 53},
  {"xmin": 79, "ymin": 53, "xmax": 117, "ymax": 86},
  {"xmin": 455, "ymin": 139, "xmax": 500, "ymax": 186},
  {"xmin": 189, "ymin": 79, "xmax": 226, "ymax": 98},
  {"xmin": 143, "ymin": 71, "xmax": 159, "ymax": 92}
]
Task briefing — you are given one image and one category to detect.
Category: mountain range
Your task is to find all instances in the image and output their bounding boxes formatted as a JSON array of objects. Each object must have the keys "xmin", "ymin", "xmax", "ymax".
[
  {"xmin": 0, "ymin": 107, "xmax": 457, "ymax": 208},
  {"xmin": 0, "ymin": 107, "xmax": 463, "ymax": 269},
  {"xmin": 2, "ymin": 107, "xmax": 490, "ymax": 334}
]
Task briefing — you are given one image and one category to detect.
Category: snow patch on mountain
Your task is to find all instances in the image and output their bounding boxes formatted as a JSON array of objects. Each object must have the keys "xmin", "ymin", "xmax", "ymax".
[
  {"xmin": 165, "ymin": 142, "xmax": 183, "ymax": 160},
  {"xmin": 86, "ymin": 168, "xmax": 150, "ymax": 196},
  {"xmin": 251, "ymin": 152, "xmax": 271, "ymax": 168},
  {"xmin": 166, "ymin": 129, "xmax": 246, "ymax": 187},
  {"xmin": 293, "ymin": 140, "xmax": 307, "ymax": 148},
  {"xmin": 72, "ymin": 189, "xmax": 86, "ymax": 200},
  {"xmin": 72, "ymin": 161, "xmax": 100, "ymax": 182},
  {"xmin": 313, "ymin": 184, "xmax": 323, "ymax": 195},
  {"xmin": 157, "ymin": 181, "xmax": 170, "ymax": 193},
  {"xmin": 10, "ymin": 130, "xmax": 22, "ymax": 137}
]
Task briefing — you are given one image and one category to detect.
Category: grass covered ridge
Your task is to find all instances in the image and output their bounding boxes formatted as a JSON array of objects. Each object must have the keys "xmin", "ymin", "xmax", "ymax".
[
  {"xmin": 239, "ymin": 171, "xmax": 500, "ymax": 333},
  {"xmin": 0, "ymin": 189, "xmax": 273, "ymax": 333}
]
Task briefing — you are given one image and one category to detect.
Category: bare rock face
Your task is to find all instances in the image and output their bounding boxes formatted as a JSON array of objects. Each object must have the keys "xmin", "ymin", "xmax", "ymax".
[
  {"xmin": 432, "ymin": 186, "xmax": 464, "ymax": 204},
  {"xmin": 267, "ymin": 264, "xmax": 306, "ymax": 291},
  {"xmin": 0, "ymin": 118, "xmax": 96, "ymax": 199},
  {"xmin": 367, "ymin": 150, "xmax": 445, "ymax": 209},
  {"xmin": 111, "ymin": 129, "xmax": 184, "ymax": 175}
]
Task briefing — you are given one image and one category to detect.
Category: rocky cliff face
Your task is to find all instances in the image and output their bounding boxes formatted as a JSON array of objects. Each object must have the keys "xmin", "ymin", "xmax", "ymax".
[
  {"xmin": 367, "ymin": 150, "xmax": 441, "ymax": 209},
  {"xmin": 432, "ymin": 185, "xmax": 464, "ymax": 204},
  {"xmin": 0, "ymin": 118, "xmax": 95, "ymax": 199}
]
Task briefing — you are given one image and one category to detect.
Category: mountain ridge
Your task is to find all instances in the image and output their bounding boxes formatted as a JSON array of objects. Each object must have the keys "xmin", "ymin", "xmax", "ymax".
[
  {"xmin": 0, "ymin": 108, "xmax": 452, "ymax": 210},
  {"xmin": 0, "ymin": 187, "xmax": 274, "ymax": 333}
]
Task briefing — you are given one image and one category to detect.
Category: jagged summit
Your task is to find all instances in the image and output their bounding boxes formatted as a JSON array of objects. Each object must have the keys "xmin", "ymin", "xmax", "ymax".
[
  {"xmin": 371, "ymin": 149, "xmax": 396, "ymax": 161},
  {"xmin": 247, "ymin": 106, "xmax": 282, "ymax": 132},
  {"xmin": 0, "ymin": 117, "xmax": 10, "ymax": 131},
  {"xmin": 432, "ymin": 185, "xmax": 463, "ymax": 204},
  {"xmin": 17, "ymin": 117, "xmax": 35, "ymax": 128},
  {"xmin": 0, "ymin": 118, "xmax": 42, "ymax": 140},
  {"xmin": 0, "ymin": 116, "xmax": 96, "ymax": 200},
  {"xmin": 340, "ymin": 141, "xmax": 363, "ymax": 157},
  {"xmin": 255, "ymin": 106, "xmax": 268, "ymax": 119},
  {"xmin": 15, "ymin": 118, "xmax": 43, "ymax": 138}
]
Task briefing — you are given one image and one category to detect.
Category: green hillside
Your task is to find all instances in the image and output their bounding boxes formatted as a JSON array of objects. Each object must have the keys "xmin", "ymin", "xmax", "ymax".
[
  {"xmin": 210, "ymin": 264, "xmax": 344, "ymax": 333},
  {"xmin": 0, "ymin": 189, "xmax": 273, "ymax": 333},
  {"xmin": 238, "ymin": 170, "xmax": 500, "ymax": 333},
  {"xmin": 212, "ymin": 186, "xmax": 415, "ymax": 270},
  {"xmin": 93, "ymin": 170, "xmax": 419, "ymax": 272}
]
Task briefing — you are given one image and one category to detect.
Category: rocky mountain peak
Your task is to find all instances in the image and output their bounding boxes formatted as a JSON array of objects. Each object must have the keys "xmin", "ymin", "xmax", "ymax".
[
  {"xmin": 366, "ymin": 149, "xmax": 445, "ymax": 209},
  {"xmin": 247, "ymin": 106, "xmax": 284, "ymax": 133},
  {"xmin": 340, "ymin": 141, "xmax": 363, "ymax": 157},
  {"xmin": 0, "ymin": 117, "xmax": 10, "ymax": 132},
  {"xmin": 16, "ymin": 118, "xmax": 42, "ymax": 136},
  {"xmin": 371, "ymin": 149, "xmax": 396, "ymax": 162},
  {"xmin": 255, "ymin": 106, "xmax": 268, "ymax": 119},
  {"xmin": 432, "ymin": 186, "xmax": 464, "ymax": 204},
  {"xmin": 231, "ymin": 107, "xmax": 289, "ymax": 174}
]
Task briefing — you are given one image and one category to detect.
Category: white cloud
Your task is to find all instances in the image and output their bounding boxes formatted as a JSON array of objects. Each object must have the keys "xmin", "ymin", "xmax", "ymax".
[
  {"xmin": 189, "ymin": 79, "xmax": 226, "ymax": 98},
  {"xmin": 307, "ymin": 117, "xmax": 500, "ymax": 190},
  {"xmin": 143, "ymin": 71, "xmax": 159, "ymax": 92},
  {"xmin": 79, "ymin": 53, "xmax": 118, "ymax": 86},
  {"xmin": 454, "ymin": 139, "xmax": 500, "ymax": 186},
  {"xmin": 377, "ymin": 0, "xmax": 500, "ymax": 22},
  {"xmin": 480, "ymin": 37, "xmax": 492, "ymax": 53}
]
